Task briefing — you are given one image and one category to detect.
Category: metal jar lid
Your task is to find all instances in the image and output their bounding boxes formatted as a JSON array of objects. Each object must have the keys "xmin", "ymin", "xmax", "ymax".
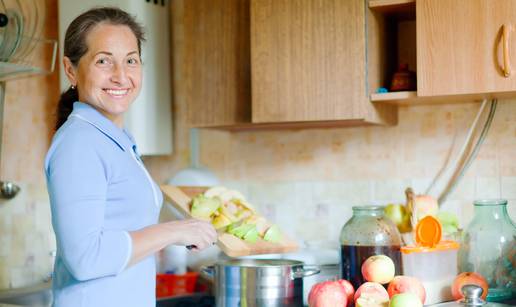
[{"xmin": 432, "ymin": 285, "xmax": 513, "ymax": 307}]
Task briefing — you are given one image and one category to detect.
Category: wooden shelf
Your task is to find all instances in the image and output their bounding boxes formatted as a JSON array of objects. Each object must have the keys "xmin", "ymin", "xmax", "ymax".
[
  {"xmin": 371, "ymin": 91, "xmax": 417, "ymax": 102},
  {"xmin": 368, "ymin": 0, "xmax": 415, "ymax": 18},
  {"xmin": 369, "ymin": 0, "xmax": 415, "ymax": 10},
  {"xmin": 370, "ymin": 91, "xmax": 510, "ymax": 106}
]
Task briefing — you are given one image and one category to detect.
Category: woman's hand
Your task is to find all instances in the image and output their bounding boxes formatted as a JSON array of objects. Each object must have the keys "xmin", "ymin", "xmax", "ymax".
[
  {"xmin": 128, "ymin": 219, "xmax": 217, "ymax": 267},
  {"xmin": 166, "ymin": 219, "xmax": 217, "ymax": 251}
]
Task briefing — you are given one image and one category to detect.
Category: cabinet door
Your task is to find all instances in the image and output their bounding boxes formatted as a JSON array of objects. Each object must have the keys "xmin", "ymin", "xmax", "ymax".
[
  {"xmin": 184, "ymin": 0, "xmax": 251, "ymax": 127},
  {"xmin": 417, "ymin": 0, "xmax": 516, "ymax": 96},
  {"xmin": 251, "ymin": 0, "xmax": 367, "ymax": 123}
]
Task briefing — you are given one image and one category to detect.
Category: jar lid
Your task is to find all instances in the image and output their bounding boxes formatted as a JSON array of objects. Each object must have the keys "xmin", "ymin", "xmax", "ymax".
[
  {"xmin": 401, "ymin": 240, "xmax": 460, "ymax": 254},
  {"xmin": 415, "ymin": 215, "xmax": 442, "ymax": 247}
]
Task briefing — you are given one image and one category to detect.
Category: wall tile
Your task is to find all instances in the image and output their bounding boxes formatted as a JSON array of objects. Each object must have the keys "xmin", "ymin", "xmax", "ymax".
[
  {"xmin": 475, "ymin": 177, "xmax": 501, "ymax": 199},
  {"xmin": 501, "ymin": 177, "xmax": 516, "ymax": 199}
]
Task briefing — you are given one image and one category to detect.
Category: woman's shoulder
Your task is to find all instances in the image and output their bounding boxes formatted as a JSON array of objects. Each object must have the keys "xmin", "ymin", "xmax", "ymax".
[
  {"xmin": 45, "ymin": 118, "xmax": 112, "ymax": 171},
  {"xmin": 52, "ymin": 117, "xmax": 108, "ymax": 150}
]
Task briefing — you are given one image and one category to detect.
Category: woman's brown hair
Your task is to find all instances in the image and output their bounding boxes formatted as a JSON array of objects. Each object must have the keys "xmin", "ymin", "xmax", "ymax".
[{"xmin": 55, "ymin": 6, "xmax": 145, "ymax": 130}]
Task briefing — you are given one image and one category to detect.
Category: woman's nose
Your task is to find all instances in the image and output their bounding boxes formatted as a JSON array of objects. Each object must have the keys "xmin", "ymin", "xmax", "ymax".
[{"xmin": 110, "ymin": 64, "xmax": 128, "ymax": 84}]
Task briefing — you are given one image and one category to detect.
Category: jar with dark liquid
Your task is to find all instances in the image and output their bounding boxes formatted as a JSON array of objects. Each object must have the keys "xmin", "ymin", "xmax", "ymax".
[{"xmin": 339, "ymin": 206, "xmax": 402, "ymax": 289}]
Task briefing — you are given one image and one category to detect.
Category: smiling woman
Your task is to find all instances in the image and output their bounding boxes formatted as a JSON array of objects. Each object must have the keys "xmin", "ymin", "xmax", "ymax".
[
  {"xmin": 62, "ymin": 23, "xmax": 142, "ymax": 127},
  {"xmin": 45, "ymin": 7, "xmax": 217, "ymax": 307}
]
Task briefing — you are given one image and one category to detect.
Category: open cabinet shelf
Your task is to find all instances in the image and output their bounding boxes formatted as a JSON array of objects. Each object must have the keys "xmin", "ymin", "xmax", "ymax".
[
  {"xmin": 367, "ymin": 0, "xmax": 417, "ymax": 105},
  {"xmin": 370, "ymin": 91, "xmax": 416, "ymax": 103}
]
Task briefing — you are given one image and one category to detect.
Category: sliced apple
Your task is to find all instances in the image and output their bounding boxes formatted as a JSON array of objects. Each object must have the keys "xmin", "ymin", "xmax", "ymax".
[
  {"xmin": 190, "ymin": 195, "xmax": 221, "ymax": 220},
  {"xmin": 204, "ymin": 186, "xmax": 228, "ymax": 199},
  {"xmin": 243, "ymin": 226, "xmax": 259, "ymax": 243},
  {"xmin": 212, "ymin": 214, "xmax": 232, "ymax": 230},
  {"xmin": 263, "ymin": 225, "xmax": 282, "ymax": 243},
  {"xmin": 219, "ymin": 204, "xmax": 239, "ymax": 222}
]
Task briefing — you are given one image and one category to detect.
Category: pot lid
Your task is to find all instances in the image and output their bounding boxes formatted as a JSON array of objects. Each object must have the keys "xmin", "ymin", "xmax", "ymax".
[{"xmin": 218, "ymin": 259, "xmax": 304, "ymax": 267}]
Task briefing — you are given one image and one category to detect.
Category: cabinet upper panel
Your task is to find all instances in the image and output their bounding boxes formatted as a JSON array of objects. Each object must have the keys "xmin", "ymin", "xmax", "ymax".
[
  {"xmin": 417, "ymin": 0, "xmax": 516, "ymax": 96},
  {"xmin": 251, "ymin": 0, "xmax": 367, "ymax": 123},
  {"xmin": 184, "ymin": 0, "xmax": 251, "ymax": 127}
]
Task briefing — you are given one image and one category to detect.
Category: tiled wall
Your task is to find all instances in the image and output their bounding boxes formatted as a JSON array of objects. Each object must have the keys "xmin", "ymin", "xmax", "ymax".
[{"xmin": 147, "ymin": 101, "xmax": 516, "ymax": 246}]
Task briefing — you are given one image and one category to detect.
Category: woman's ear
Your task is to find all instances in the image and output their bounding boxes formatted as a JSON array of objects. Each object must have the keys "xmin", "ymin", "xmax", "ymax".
[{"xmin": 63, "ymin": 57, "xmax": 78, "ymax": 87}]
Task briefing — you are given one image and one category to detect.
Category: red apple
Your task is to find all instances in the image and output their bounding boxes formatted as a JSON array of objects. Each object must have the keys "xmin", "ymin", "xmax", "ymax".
[
  {"xmin": 308, "ymin": 280, "xmax": 348, "ymax": 307},
  {"xmin": 336, "ymin": 279, "xmax": 355, "ymax": 306},
  {"xmin": 387, "ymin": 275, "xmax": 426, "ymax": 304},
  {"xmin": 451, "ymin": 272, "xmax": 489, "ymax": 300}
]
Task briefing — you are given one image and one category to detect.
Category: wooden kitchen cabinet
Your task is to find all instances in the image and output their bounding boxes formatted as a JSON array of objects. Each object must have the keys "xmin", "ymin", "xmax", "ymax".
[
  {"xmin": 183, "ymin": 0, "xmax": 396, "ymax": 128},
  {"xmin": 417, "ymin": 0, "xmax": 516, "ymax": 97},
  {"xmin": 250, "ymin": 0, "xmax": 396, "ymax": 125},
  {"xmin": 183, "ymin": 0, "xmax": 251, "ymax": 127}
]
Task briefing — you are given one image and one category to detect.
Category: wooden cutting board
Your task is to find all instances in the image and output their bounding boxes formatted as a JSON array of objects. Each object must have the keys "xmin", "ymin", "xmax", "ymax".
[{"xmin": 160, "ymin": 185, "xmax": 299, "ymax": 257}]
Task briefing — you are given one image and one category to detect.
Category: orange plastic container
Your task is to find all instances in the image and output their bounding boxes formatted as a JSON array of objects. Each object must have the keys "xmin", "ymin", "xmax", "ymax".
[{"xmin": 156, "ymin": 272, "xmax": 199, "ymax": 298}]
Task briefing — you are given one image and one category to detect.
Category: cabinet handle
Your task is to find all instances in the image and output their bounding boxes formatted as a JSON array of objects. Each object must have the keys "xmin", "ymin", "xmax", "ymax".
[{"xmin": 502, "ymin": 24, "xmax": 512, "ymax": 78}]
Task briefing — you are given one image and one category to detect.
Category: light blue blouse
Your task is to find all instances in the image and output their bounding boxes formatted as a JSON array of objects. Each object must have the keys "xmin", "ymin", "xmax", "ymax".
[{"xmin": 45, "ymin": 101, "xmax": 163, "ymax": 307}]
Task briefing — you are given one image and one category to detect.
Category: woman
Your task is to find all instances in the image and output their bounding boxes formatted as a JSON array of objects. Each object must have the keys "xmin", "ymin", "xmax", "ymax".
[{"xmin": 45, "ymin": 7, "xmax": 217, "ymax": 307}]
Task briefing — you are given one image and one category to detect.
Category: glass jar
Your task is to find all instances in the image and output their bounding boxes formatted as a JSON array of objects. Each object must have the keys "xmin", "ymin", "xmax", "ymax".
[
  {"xmin": 458, "ymin": 199, "xmax": 516, "ymax": 302},
  {"xmin": 339, "ymin": 206, "xmax": 402, "ymax": 288}
]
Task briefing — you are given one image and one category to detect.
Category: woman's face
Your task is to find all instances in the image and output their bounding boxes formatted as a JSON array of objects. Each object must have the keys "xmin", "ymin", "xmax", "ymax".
[{"xmin": 63, "ymin": 23, "xmax": 142, "ymax": 127}]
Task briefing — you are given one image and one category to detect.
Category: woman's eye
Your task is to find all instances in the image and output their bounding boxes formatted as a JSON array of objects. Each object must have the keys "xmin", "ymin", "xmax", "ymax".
[
  {"xmin": 96, "ymin": 58, "xmax": 110, "ymax": 65},
  {"xmin": 127, "ymin": 58, "xmax": 139, "ymax": 65}
]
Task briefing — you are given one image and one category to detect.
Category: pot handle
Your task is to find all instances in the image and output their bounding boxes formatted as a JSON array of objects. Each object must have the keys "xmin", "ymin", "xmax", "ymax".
[
  {"xmin": 200, "ymin": 265, "xmax": 214, "ymax": 282},
  {"xmin": 291, "ymin": 265, "xmax": 320, "ymax": 280}
]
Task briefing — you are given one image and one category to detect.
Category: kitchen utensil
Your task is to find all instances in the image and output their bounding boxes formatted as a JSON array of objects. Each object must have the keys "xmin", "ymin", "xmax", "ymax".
[
  {"xmin": 160, "ymin": 185, "xmax": 298, "ymax": 257},
  {"xmin": 12, "ymin": 0, "xmax": 40, "ymax": 62},
  {"xmin": 431, "ymin": 285, "xmax": 513, "ymax": 307},
  {"xmin": 402, "ymin": 216, "xmax": 460, "ymax": 304},
  {"xmin": 0, "ymin": 180, "xmax": 19, "ymax": 198},
  {"xmin": 201, "ymin": 259, "xmax": 319, "ymax": 307},
  {"xmin": 0, "ymin": 9, "xmax": 22, "ymax": 61},
  {"xmin": 458, "ymin": 199, "xmax": 515, "ymax": 302},
  {"xmin": 339, "ymin": 206, "xmax": 402, "ymax": 289}
]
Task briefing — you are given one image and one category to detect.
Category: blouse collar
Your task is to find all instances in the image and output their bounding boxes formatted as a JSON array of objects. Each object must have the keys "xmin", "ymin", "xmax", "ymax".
[{"xmin": 69, "ymin": 101, "xmax": 137, "ymax": 153}]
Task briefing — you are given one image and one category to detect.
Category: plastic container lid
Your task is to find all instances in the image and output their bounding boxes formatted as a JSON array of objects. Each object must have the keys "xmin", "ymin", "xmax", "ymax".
[
  {"xmin": 416, "ymin": 215, "xmax": 442, "ymax": 247},
  {"xmin": 401, "ymin": 215, "xmax": 460, "ymax": 254}
]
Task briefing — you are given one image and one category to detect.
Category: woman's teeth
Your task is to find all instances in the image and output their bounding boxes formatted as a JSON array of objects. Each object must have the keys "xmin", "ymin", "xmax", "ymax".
[{"xmin": 105, "ymin": 89, "xmax": 128, "ymax": 96}]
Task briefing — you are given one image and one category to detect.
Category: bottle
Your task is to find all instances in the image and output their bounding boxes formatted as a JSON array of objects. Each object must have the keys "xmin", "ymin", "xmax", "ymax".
[
  {"xmin": 339, "ymin": 206, "xmax": 402, "ymax": 288},
  {"xmin": 458, "ymin": 199, "xmax": 516, "ymax": 302}
]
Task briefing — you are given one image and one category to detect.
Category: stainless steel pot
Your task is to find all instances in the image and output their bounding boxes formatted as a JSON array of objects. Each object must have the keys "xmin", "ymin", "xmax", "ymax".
[{"xmin": 202, "ymin": 259, "xmax": 319, "ymax": 307}]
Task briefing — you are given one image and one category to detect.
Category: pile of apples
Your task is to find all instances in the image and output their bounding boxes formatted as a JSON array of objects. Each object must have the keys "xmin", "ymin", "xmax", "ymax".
[
  {"xmin": 189, "ymin": 186, "xmax": 282, "ymax": 243},
  {"xmin": 309, "ymin": 254, "xmax": 425, "ymax": 307},
  {"xmin": 308, "ymin": 254, "xmax": 490, "ymax": 307}
]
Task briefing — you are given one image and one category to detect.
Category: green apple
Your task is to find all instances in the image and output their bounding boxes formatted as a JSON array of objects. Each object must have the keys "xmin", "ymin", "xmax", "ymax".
[
  {"xmin": 228, "ymin": 223, "xmax": 255, "ymax": 238},
  {"xmin": 243, "ymin": 226, "xmax": 259, "ymax": 243},
  {"xmin": 263, "ymin": 225, "xmax": 282, "ymax": 243},
  {"xmin": 384, "ymin": 204, "xmax": 412, "ymax": 233},
  {"xmin": 389, "ymin": 293, "xmax": 423, "ymax": 307},
  {"xmin": 437, "ymin": 211, "xmax": 459, "ymax": 235}
]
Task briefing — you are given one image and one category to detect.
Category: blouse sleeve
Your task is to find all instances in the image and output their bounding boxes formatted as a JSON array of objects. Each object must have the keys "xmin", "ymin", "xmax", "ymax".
[{"xmin": 45, "ymin": 137, "xmax": 133, "ymax": 281}]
